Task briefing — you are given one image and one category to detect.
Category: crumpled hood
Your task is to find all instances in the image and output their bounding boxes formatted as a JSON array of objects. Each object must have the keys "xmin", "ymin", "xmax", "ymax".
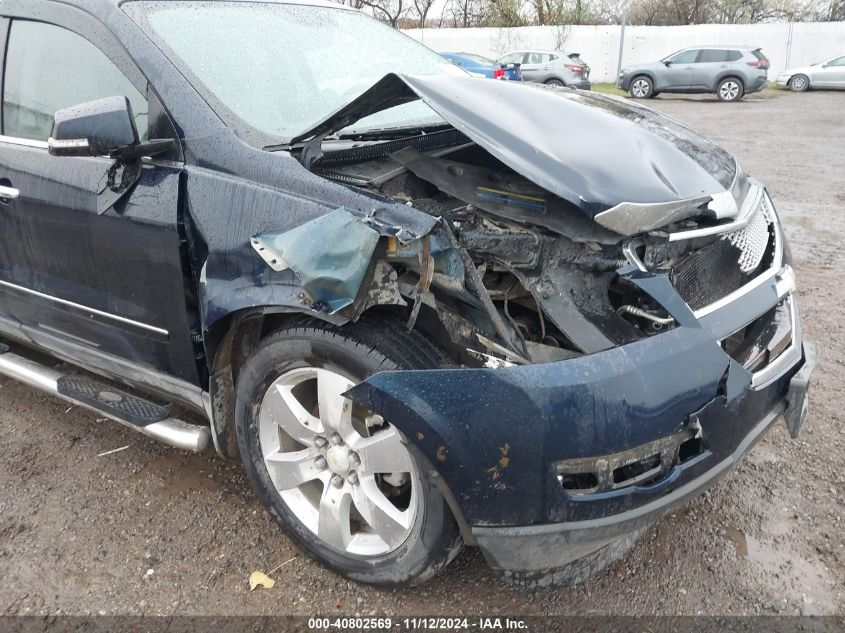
[{"xmin": 293, "ymin": 73, "xmax": 738, "ymax": 217}]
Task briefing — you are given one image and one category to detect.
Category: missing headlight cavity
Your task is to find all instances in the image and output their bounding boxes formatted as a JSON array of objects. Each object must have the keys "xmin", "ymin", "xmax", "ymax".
[
  {"xmin": 720, "ymin": 296, "xmax": 793, "ymax": 373},
  {"xmin": 553, "ymin": 424, "xmax": 704, "ymax": 495}
]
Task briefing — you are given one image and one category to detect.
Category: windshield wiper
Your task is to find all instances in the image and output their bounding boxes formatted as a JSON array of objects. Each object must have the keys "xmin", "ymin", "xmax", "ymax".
[
  {"xmin": 262, "ymin": 123, "xmax": 450, "ymax": 153},
  {"xmin": 263, "ymin": 133, "xmax": 339, "ymax": 153},
  {"xmin": 336, "ymin": 123, "xmax": 451, "ymax": 142}
]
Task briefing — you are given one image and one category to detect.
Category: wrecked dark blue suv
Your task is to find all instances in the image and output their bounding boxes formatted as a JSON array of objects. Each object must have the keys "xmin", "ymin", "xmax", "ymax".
[{"xmin": 0, "ymin": 0, "xmax": 814, "ymax": 586}]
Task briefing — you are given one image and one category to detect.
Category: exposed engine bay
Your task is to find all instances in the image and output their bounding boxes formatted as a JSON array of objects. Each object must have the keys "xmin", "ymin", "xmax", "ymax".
[{"xmin": 252, "ymin": 119, "xmax": 775, "ymax": 370}]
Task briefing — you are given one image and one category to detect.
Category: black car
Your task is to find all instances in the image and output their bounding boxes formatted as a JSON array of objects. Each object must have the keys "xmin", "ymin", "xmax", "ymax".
[{"xmin": 0, "ymin": 0, "xmax": 814, "ymax": 587}]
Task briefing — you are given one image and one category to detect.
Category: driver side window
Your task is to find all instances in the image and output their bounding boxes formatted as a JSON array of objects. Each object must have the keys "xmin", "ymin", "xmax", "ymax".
[
  {"xmin": 2, "ymin": 19, "xmax": 148, "ymax": 142},
  {"xmin": 670, "ymin": 50, "xmax": 700, "ymax": 64}
]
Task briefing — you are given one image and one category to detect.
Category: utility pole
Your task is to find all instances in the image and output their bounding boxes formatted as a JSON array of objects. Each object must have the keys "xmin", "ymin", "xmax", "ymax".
[{"xmin": 616, "ymin": 6, "xmax": 629, "ymax": 79}]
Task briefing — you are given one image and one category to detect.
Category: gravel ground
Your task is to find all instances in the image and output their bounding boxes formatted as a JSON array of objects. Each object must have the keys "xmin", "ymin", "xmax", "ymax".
[{"xmin": 1, "ymin": 89, "xmax": 843, "ymax": 618}]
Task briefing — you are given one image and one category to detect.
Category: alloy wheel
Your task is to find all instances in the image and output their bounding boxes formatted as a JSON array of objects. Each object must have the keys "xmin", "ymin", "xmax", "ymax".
[
  {"xmin": 719, "ymin": 80, "xmax": 741, "ymax": 101},
  {"xmin": 257, "ymin": 367, "xmax": 418, "ymax": 556},
  {"xmin": 631, "ymin": 78, "xmax": 650, "ymax": 97},
  {"xmin": 790, "ymin": 75, "xmax": 808, "ymax": 91}
]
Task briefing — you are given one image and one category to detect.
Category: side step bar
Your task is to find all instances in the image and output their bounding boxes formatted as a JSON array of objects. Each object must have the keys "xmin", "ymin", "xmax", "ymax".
[{"xmin": 0, "ymin": 347, "xmax": 210, "ymax": 452}]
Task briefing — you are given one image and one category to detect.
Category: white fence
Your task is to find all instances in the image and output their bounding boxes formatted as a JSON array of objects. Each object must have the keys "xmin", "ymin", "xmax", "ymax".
[{"xmin": 404, "ymin": 22, "xmax": 845, "ymax": 83}]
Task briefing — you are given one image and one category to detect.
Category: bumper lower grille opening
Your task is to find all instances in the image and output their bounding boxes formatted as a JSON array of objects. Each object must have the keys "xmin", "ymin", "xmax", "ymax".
[
  {"xmin": 559, "ymin": 472, "xmax": 599, "ymax": 494},
  {"xmin": 553, "ymin": 426, "xmax": 702, "ymax": 496},
  {"xmin": 678, "ymin": 436, "xmax": 705, "ymax": 463},
  {"xmin": 612, "ymin": 453, "xmax": 662, "ymax": 488}
]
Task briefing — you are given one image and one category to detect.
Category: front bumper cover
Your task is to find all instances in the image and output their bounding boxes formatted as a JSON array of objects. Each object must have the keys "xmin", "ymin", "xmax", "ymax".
[
  {"xmin": 344, "ymin": 256, "xmax": 812, "ymax": 580},
  {"xmin": 472, "ymin": 341, "xmax": 813, "ymax": 584}
]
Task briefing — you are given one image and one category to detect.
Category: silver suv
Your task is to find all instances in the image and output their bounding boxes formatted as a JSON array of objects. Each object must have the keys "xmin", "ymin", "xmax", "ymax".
[
  {"xmin": 497, "ymin": 50, "xmax": 591, "ymax": 89},
  {"xmin": 618, "ymin": 46, "xmax": 769, "ymax": 102}
]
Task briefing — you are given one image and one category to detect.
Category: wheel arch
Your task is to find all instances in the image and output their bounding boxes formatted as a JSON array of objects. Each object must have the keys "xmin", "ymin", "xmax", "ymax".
[
  {"xmin": 204, "ymin": 302, "xmax": 462, "ymax": 460},
  {"xmin": 629, "ymin": 72, "xmax": 655, "ymax": 87},
  {"xmin": 212, "ymin": 307, "xmax": 475, "ymax": 544},
  {"xmin": 716, "ymin": 73, "xmax": 745, "ymax": 91},
  {"xmin": 789, "ymin": 73, "xmax": 811, "ymax": 89},
  {"xmin": 204, "ymin": 305, "xmax": 341, "ymax": 459}
]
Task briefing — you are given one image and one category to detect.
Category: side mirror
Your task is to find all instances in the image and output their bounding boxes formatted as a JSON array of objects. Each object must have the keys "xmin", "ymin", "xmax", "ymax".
[
  {"xmin": 48, "ymin": 95, "xmax": 173, "ymax": 160},
  {"xmin": 663, "ymin": 60, "xmax": 672, "ymax": 66},
  {"xmin": 49, "ymin": 96, "xmax": 139, "ymax": 157}
]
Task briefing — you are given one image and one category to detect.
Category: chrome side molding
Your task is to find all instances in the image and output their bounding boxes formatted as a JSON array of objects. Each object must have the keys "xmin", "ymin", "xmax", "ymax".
[{"xmin": 0, "ymin": 278, "xmax": 169, "ymax": 338}]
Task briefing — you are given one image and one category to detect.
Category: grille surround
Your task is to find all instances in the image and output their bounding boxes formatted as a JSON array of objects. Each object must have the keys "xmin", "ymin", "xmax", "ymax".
[
  {"xmin": 667, "ymin": 193, "xmax": 778, "ymax": 313},
  {"xmin": 720, "ymin": 196, "xmax": 773, "ymax": 273}
]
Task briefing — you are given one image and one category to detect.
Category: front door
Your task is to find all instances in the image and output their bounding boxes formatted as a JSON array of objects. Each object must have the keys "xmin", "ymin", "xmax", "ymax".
[
  {"xmin": 0, "ymin": 14, "xmax": 200, "ymax": 386},
  {"xmin": 814, "ymin": 56, "xmax": 845, "ymax": 88},
  {"xmin": 661, "ymin": 49, "xmax": 699, "ymax": 90}
]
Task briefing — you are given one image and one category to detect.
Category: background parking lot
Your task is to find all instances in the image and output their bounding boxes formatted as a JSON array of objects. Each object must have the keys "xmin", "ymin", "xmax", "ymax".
[{"xmin": 1, "ymin": 89, "xmax": 843, "ymax": 617}]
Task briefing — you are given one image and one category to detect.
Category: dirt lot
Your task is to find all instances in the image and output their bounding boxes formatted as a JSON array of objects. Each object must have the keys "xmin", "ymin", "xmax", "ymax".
[{"xmin": 1, "ymin": 89, "xmax": 843, "ymax": 618}]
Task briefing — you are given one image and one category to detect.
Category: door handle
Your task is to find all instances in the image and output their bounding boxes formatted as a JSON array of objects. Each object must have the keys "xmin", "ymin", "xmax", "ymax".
[{"xmin": 0, "ymin": 186, "xmax": 20, "ymax": 200}]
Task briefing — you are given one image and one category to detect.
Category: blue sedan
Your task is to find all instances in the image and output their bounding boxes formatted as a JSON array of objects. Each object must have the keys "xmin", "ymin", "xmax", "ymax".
[{"xmin": 441, "ymin": 52, "xmax": 523, "ymax": 81}]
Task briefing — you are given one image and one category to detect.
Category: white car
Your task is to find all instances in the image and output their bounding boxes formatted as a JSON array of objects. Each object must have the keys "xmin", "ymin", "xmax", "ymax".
[{"xmin": 776, "ymin": 55, "xmax": 845, "ymax": 91}]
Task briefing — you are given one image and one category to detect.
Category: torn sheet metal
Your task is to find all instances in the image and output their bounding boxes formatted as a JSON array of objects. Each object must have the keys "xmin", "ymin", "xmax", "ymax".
[
  {"xmin": 251, "ymin": 208, "xmax": 381, "ymax": 313},
  {"xmin": 360, "ymin": 204, "xmax": 438, "ymax": 243}
]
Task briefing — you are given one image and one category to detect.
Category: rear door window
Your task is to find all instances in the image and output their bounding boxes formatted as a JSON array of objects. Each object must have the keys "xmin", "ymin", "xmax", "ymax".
[
  {"xmin": 699, "ymin": 49, "xmax": 730, "ymax": 63},
  {"xmin": 526, "ymin": 52, "xmax": 552, "ymax": 64},
  {"xmin": 2, "ymin": 19, "xmax": 148, "ymax": 141}
]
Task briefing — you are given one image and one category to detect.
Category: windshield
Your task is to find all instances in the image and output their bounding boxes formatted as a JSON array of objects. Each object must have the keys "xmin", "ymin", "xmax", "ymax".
[{"xmin": 124, "ymin": 1, "xmax": 459, "ymax": 146}]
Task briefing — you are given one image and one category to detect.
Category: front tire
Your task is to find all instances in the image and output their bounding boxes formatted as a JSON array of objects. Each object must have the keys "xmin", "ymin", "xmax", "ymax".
[
  {"xmin": 789, "ymin": 74, "xmax": 810, "ymax": 92},
  {"xmin": 234, "ymin": 315, "xmax": 461, "ymax": 586},
  {"xmin": 717, "ymin": 77, "xmax": 744, "ymax": 101},
  {"xmin": 629, "ymin": 76, "xmax": 654, "ymax": 99}
]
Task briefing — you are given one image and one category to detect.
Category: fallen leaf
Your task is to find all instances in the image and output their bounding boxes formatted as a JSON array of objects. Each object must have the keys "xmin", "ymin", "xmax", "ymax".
[{"xmin": 249, "ymin": 570, "xmax": 275, "ymax": 590}]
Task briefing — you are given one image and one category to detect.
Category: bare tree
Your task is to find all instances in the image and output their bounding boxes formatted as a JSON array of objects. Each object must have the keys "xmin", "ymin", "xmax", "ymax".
[
  {"xmin": 491, "ymin": 25, "xmax": 529, "ymax": 54},
  {"xmin": 412, "ymin": 0, "xmax": 436, "ymax": 26},
  {"xmin": 447, "ymin": 0, "xmax": 486, "ymax": 26},
  {"xmin": 486, "ymin": 0, "xmax": 530, "ymax": 26},
  {"xmin": 360, "ymin": 0, "xmax": 410, "ymax": 27}
]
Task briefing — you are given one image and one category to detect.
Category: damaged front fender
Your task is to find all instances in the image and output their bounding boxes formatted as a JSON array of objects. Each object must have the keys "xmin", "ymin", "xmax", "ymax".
[{"xmin": 342, "ymin": 268, "xmax": 803, "ymax": 527}]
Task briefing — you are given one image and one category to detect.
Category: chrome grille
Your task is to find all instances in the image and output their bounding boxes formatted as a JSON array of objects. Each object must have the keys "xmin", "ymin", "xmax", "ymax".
[
  {"xmin": 669, "ymin": 194, "xmax": 776, "ymax": 311},
  {"xmin": 721, "ymin": 196, "xmax": 773, "ymax": 273}
]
